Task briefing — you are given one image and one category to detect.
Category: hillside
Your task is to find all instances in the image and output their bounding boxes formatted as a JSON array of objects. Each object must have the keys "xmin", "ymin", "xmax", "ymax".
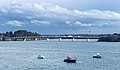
[{"xmin": 98, "ymin": 33, "xmax": 120, "ymax": 42}]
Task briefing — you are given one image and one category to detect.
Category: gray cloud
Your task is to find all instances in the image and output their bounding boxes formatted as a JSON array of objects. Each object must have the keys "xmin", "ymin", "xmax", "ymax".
[{"xmin": 0, "ymin": 1, "xmax": 120, "ymax": 28}]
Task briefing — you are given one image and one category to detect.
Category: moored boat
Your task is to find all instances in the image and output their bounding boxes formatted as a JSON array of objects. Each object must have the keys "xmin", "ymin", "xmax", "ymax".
[
  {"xmin": 93, "ymin": 53, "xmax": 101, "ymax": 58},
  {"xmin": 38, "ymin": 55, "xmax": 45, "ymax": 59},
  {"xmin": 63, "ymin": 56, "xmax": 77, "ymax": 63}
]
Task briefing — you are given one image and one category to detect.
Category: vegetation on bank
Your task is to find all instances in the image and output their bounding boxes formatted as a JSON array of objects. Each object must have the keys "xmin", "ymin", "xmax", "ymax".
[
  {"xmin": 0, "ymin": 30, "xmax": 40, "ymax": 37},
  {"xmin": 1, "ymin": 30, "xmax": 120, "ymax": 42},
  {"xmin": 98, "ymin": 33, "xmax": 120, "ymax": 42}
]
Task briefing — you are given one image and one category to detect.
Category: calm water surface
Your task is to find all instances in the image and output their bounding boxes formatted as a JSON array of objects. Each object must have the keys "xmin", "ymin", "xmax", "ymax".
[{"xmin": 0, "ymin": 41, "xmax": 120, "ymax": 70}]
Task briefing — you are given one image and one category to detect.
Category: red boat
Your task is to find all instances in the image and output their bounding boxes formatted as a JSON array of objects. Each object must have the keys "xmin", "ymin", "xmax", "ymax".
[{"xmin": 63, "ymin": 56, "xmax": 77, "ymax": 63}]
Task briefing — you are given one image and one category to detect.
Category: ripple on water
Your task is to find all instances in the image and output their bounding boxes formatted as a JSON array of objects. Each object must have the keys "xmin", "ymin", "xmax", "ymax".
[{"xmin": 0, "ymin": 42, "xmax": 120, "ymax": 70}]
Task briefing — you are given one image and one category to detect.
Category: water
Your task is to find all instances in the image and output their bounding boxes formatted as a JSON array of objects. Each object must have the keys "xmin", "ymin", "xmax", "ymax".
[{"xmin": 0, "ymin": 41, "xmax": 120, "ymax": 70}]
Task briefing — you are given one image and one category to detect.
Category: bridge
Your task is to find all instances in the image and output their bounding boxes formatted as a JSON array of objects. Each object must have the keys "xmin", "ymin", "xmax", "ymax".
[{"xmin": 0, "ymin": 34, "xmax": 108, "ymax": 41}]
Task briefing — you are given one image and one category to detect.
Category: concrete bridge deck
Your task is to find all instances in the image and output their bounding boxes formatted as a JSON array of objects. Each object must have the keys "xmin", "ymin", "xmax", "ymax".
[{"xmin": 0, "ymin": 34, "xmax": 108, "ymax": 41}]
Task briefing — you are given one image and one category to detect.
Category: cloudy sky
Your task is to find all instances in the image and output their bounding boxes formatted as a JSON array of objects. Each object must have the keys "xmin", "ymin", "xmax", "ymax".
[{"xmin": 0, "ymin": 0, "xmax": 120, "ymax": 34}]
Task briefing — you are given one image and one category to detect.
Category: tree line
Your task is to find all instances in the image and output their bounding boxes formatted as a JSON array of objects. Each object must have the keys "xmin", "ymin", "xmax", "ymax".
[
  {"xmin": 0, "ymin": 30, "xmax": 40, "ymax": 37},
  {"xmin": 1, "ymin": 30, "xmax": 120, "ymax": 42},
  {"xmin": 98, "ymin": 33, "xmax": 120, "ymax": 42}
]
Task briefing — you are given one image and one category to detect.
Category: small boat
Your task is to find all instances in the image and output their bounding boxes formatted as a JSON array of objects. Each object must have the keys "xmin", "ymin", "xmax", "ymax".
[
  {"xmin": 38, "ymin": 55, "xmax": 45, "ymax": 59},
  {"xmin": 63, "ymin": 56, "xmax": 77, "ymax": 63},
  {"xmin": 93, "ymin": 53, "xmax": 101, "ymax": 58}
]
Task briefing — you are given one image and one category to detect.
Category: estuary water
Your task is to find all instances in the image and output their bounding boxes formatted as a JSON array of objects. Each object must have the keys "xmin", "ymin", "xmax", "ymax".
[{"xmin": 0, "ymin": 41, "xmax": 120, "ymax": 70}]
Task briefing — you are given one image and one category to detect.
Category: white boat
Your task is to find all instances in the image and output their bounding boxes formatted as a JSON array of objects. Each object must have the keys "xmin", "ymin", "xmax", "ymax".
[
  {"xmin": 93, "ymin": 53, "xmax": 101, "ymax": 58},
  {"xmin": 38, "ymin": 55, "xmax": 45, "ymax": 59}
]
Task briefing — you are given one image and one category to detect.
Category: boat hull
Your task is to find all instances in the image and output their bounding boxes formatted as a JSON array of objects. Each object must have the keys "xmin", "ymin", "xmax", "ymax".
[
  {"xmin": 38, "ymin": 57, "xmax": 44, "ymax": 59},
  {"xmin": 93, "ymin": 55, "xmax": 101, "ymax": 58},
  {"xmin": 63, "ymin": 59, "xmax": 76, "ymax": 63}
]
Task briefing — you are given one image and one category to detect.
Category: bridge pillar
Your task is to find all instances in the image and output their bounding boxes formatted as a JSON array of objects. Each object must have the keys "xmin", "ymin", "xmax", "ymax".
[
  {"xmin": 86, "ymin": 38, "xmax": 90, "ymax": 42},
  {"xmin": 0, "ymin": 37, "xmax": 2, "ymax": 41},
  {"xmin": 35, "ymin": 38, "xmax": 38, "ymax": 41},
  {"xmin": 24, "ymin": 38, "xmax": 26, "ymax": 42},
  {"xmin": 59, "ymin": 38, "xmax": 62, "ymax": 42},
  {"xmin": 72, "ymin": 38, "xmax": 75, "ymax": 41},
  {"xmin": 46, "ymin": 38, "xmax": 49, "ymax": 41}
]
